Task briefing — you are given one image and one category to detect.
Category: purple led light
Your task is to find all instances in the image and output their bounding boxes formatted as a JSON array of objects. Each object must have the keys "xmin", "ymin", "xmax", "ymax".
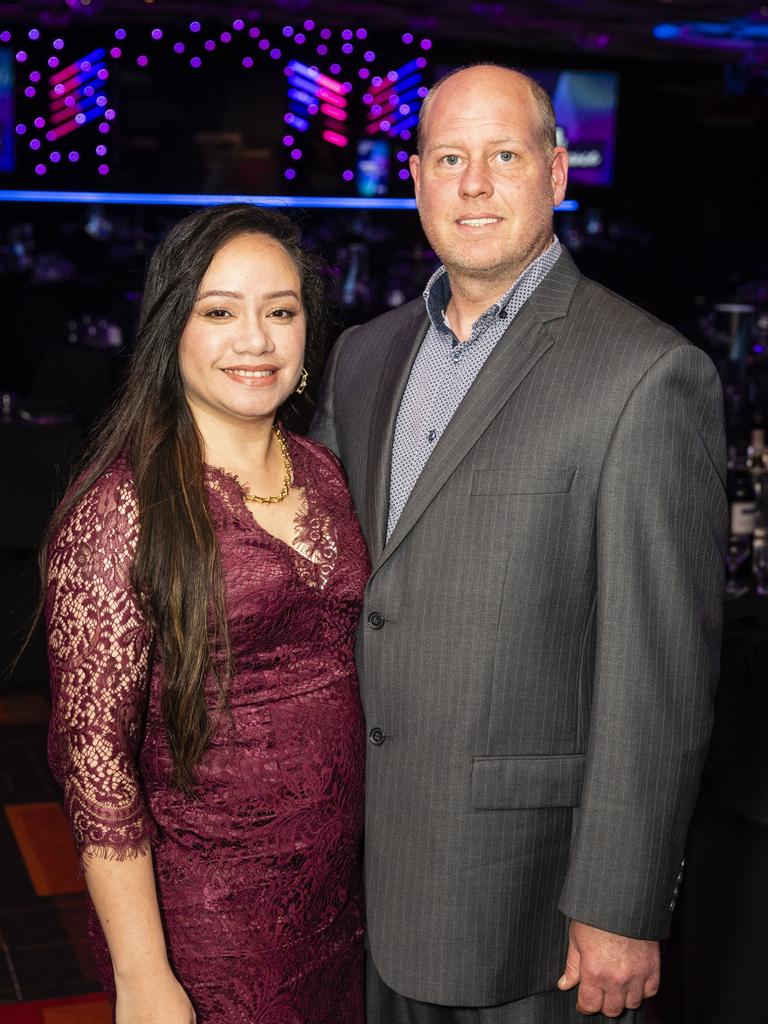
[
  {"xmin": 97, "ymin": 68, "xmax": 108, "ymax": 80},
  {"xmin": 34, "ymin": 164, "xmax": 46, "ymax": 175},
  {"xmin": 30, "ymin": 71, "xmax": 41, "ymax": 82},
  {"xmin": 96, "ymin": 143, "xmax": 107, "ymax": 156},
  {"xmin": 204, "ymin": 40, "xmax": 216, "ymax": 51},
  {"xmin": 111, "ymin": 46, "xmax": 122, "ymax": 58},
  {"xmin": 151, "ymin": 28, "xmax": 163, "ymax": 40},
  {"xmin": 82, "ymin": 85, "xmax": 92, "ymax": 97},
  {"xmin": 190, "ymin": 21, "xmax": 201, "ymax": 33},
  {"xmin": 320, "ymin": 28, "xmax": 332, "ymax": 40},
  {"xmin": 417, "ymin": 57, "xmax": 427, "ymax": 68},
  {"xmin": 371, "ymin": 76, "xmax": 382, "ymax": 86},
  {"xmin": 242, "ymin": 56, "xmax": 254, "ymax": 68},
  {"xmin": 342, "ymin": 169, "xmax": 354, "ymax": 181},
  {"xmin": 105, "ymin": 109, "xmax": 116, "ymax": 120},
  {"xmin": 342, "ymin": 29, "xmax": 353, "ymax": 41},
  {"xmin": 174, "ymin": 42, "xmax": 185, "ymax": 53},
  {"xmin": 371, "ymin": 104, "xmax": 382, "ymax": 116},
  {"xmin": 397, "ymin": 150, "xmax": 408, "ymax": 161},
  {"xmin": 284, "ymin": 168, "xmax": 296, "ymax": 180},
  {"xmin": 316, "ymin": 44, "xmax": 328, "ymax": 55},
  {"xmin": 363, "ymin": 92, "xmax": 373, "ymax": 104},
  {"xmin": 258, "ymin": 39, "xmax": 269, "ymax": 50},
  {"xmin": 308, "ymin": 103, "xmax": 319, "ymax": 115},
  {"xmin": 233, "ymin": 19, "xmax": 245, "ymax": 31},
  {"xmin": 0, "ymin": 31, "xmax": 11, "ymax": 43},
  {"xmin": 65, "ymin": 95, "xmax": 76, "ymax": 106},
  {"xmin": 290, "ymin": 147, "xmax": 302, "ymax": 159},
  {"xmin": 417, "ymin": 86, "xmax": 428, "ymax": 98},
  {"xmin": 98, "ymin": 122, "xmax": 110, "ymax": 133},
  {"xmin": 34, "ymin": 116, "xmax": 45, "ymax": 128},
  {"xmin": 137, "ymin": 55, "xmax": 149, "ymax": 66},
  {"xmin": 50, "ymin": 150, "xmax": 61, "ymax": 163},
  {"xmin": 81, "ymin": 61, "xmax": 91, "ymax": 71},
  {"xmin": 75, "ymin": 113, "xmax": 86, "ymax": 125},
  {"xmin": 96, "ymin": 95, "xmax": 107, "ymax": 106},
  {"xmin": 304, "ymin": 19, "xmax": 316, "ymax": 30},
  {"xmin": 283, "ymin": 134, "xmax": 294, "ymax": 145},
  {"xmin": 220, "ymin": 31, "xmax": 232, "ymax": 43},
  {"xmin": 420, "ymin": 38, "xmax": 432, "ymax": 50},
  {"xmin": 16, "ymin": 51, "xmax": 27, "ymax": 62},
  {"xmin": 381, "ymin": 119, "xmax": 391, "ymax": 131},
  {"xmin": 115, "ymin": 28, "xmax": 126, "ymax": 40},
  {"xmin": 388, "ymin": 71, "xmax": 398, "ymax": 81},
  {"xmin": 15, "ymin": 124, "xmax": 26, "ymax": 135},
  {"xmin": 284, "ymin": 112, "xmax": 295, "ymax": 124},
  {"xmin": 68, "ymin": 151, "xmax": 79, "ymax": 162},
  {"xmin": 46, "ymin": 129, "xmax": 55, "ymax": 141},
  {"xmin": 28, "ymin": 28, "xmax": 40, "ymax": 40},
  {"xmin": 398, "ymin": 168, "xmax": 410, "ymax": 180},
  {"xmin": 358, "ymin": 69, "xmax": 370, "ymax": 79},
  {"xmin": 98, "ymin": 164, "xmax": 109, "ymax": 175},
  {"xmin": 295, "ymin": 33, "xmax": 305, "ymax": 44},
  {"xmin": 190, "ymin": 56, "xmax": 202, "ymax": 68},
  {"xmin": 402, "ymin": 32, "xmax": 414, "ymax": 44},
  {"xmin": 342, "ymin": 43, "xmax": 353, "ymax": 54},
  {"xmin": 282, "ymin": 26, "xmax": 294, "ymax": 37},
  {"xmin": 356, "ymin": 28, "xmax": 368, "ymax": 39},
  {"xmin": 29, "ymin": 138, "xmax": 41, "ymax": 150},
  {"xmin": 53, "ymin": 38, "xmax": 64, "ymax": 50},
  {"xmin": 270, "ymin": 48, "xmax": 281, "ymax": 59},
  {"xmin": 24, "ymin": 86, "xmax": 35, "ymax": 98},
  {"xmin": 249, "ymin": 27, "xmax": 260, "ymax": 38},
  {"xmin": 330, "ymin": 62, "xmax": 341, "ymax": 74},
  {"xmin": 342, "ymin": 82, "xmax": 352, "ymax": 93},
  {"xmin": 364, "ymin": 50, "xmax": 375, "ymax": 61},
  {"xmin": 399, "ymin": 104, "xmax": 411, "ymax": 115}
]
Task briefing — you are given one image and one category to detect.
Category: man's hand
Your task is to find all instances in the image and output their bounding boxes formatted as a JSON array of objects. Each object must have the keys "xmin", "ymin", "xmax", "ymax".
[{"xmin": 557, "ymin": 920, "xmax": 660, "ymax": 1017}]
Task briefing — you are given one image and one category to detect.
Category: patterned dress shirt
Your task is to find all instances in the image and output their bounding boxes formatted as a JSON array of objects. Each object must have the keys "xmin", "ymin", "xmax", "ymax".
[{"xmin": 387, "ymin": 236, "xmax": 562, "ymax": 540}]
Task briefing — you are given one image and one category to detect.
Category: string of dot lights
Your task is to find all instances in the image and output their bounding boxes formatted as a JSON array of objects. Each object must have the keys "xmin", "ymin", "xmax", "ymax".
[{"xmin": 2, "ymin": 16, "xmax": 435, "ymax": 187}]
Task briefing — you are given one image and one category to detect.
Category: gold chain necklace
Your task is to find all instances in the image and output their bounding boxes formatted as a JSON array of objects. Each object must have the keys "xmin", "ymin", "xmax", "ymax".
[{"xmin": 242, "ymin": 426, "xmax": 293, "ymax": 505}]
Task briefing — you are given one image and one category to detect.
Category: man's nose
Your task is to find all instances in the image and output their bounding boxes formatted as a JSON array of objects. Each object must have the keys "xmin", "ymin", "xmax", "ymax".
[{"xmin": 459, "ymin": 159, "xmax": 494, "ymax": 198}]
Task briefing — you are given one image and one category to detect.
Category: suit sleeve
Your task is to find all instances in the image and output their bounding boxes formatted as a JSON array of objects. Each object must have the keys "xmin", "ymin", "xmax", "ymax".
[
  {"xmin": 308, "ymin": 326, "xmax": 356, "ymax": 456},
  {"xmin": 558, "ymin": 343, "xmax": 727, "ymax": 939}
]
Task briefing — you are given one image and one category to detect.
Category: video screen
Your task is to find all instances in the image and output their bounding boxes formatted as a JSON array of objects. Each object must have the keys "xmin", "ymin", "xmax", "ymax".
[
  {"xmin": 532, "ymin": 69, "xmax": 619, "ymax": 187},
  {"xmin": 0, "ymin": 47, "xmax": 14, "ymax": 172}
]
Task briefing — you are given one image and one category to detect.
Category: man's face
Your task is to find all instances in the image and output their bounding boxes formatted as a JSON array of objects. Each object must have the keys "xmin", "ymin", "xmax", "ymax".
[{"xmin": 409, "ymin": 67, "xmax": 568, "ymax": 287}]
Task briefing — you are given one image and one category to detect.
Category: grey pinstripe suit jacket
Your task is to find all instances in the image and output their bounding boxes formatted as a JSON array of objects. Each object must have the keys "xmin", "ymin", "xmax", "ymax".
[{"xmin": 310, "ymin": 248, "xmax": 727, "ymax": 1007}]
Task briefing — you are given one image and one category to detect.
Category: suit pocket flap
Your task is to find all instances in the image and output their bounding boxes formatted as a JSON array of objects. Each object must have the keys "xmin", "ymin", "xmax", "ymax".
[
  {"xmin": 470, "ymin": 466, "xmax": 576, "ymax": 495},
  {"xmin": 471, "ymin": 754, "xmax": 584, "ymax": 810}
]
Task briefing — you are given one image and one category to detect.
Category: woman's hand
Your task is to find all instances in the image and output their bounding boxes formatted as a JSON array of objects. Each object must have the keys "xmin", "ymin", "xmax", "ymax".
[{"xmin": 115, "ymin": 967, "xmax": 196, "ymax": 1024}]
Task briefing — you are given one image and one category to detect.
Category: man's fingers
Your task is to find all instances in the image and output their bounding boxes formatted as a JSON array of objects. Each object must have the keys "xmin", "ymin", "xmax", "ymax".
[
  {"xmin": 557, "ymin": 940, "xmax": 581, "ymax": 991},
  {"xmin": 575, "ymin": 980, "xmax": 604, "ymax": 1015},
  {"xmin": 643, "ymin": 972, "xmax": 661, "ymax": 1000},
  {"xmin": 625, "ymin": 984, "xmax": 645, "ymax": 1010}
]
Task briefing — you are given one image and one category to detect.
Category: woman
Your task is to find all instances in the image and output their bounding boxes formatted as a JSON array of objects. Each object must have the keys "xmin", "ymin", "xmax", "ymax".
[{"xmin": 43, "ymin": 204, "xmax": 369, "ymax": 1023}]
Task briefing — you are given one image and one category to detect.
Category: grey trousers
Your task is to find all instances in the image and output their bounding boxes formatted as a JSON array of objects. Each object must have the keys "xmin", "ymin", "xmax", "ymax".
[{"xmin": 366, "ymin": 956, "xmax": 644, "ymax": 1024}]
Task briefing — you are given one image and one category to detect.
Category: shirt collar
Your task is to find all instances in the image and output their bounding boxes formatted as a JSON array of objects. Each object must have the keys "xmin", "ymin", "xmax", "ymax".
[{"xmin": 423, "ymin": 235, "xmax": 562, "ymax": 335}]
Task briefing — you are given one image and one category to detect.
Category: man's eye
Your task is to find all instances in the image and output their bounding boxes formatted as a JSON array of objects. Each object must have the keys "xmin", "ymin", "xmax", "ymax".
[
  {"xmin": 441, "ymin": 154, "xmax": 461, "ymax": 166},
  {"xmin": 498, "ymin": 151, "xmax": 515, "ymax": 162}
]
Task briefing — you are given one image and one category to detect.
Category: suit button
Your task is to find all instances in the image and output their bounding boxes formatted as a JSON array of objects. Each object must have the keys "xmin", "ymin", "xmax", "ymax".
[
  {"xmin": 369, "ymin": 727, "xmax": 386, "ymax": 745},
  {"xmin": 367, "ymin": 611, "xmax": 385, "ymax": 629}
]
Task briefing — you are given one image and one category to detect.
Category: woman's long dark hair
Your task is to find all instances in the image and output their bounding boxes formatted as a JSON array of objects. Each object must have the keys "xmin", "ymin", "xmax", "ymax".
[{"xmin": 39, "ymin": 204, "xmax": 327, "ymax": 794}]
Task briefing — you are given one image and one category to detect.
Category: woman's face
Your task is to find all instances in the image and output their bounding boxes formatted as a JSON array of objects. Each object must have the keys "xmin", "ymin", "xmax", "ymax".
[{"xmin": 179, "ymin": 231, "xmax": 306, "ymax": 431}]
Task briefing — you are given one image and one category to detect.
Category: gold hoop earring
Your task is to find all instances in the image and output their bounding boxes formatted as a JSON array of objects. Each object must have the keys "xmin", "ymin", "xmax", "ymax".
[{"xmin": 295, "ymin": 367, "xmax": 309, "ymax": 395}]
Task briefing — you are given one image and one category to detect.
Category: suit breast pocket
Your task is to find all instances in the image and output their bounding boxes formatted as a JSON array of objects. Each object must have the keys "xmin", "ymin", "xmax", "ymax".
[
  {"xmin": 471, "ymin": 753, "xmax": 585, "ymax": 809},
  {"xmin": 470, "ymin": 466, "xmax": 577, "ymax": 496}
]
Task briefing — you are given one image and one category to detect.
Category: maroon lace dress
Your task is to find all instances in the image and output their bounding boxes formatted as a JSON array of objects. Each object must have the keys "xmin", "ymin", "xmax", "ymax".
[{"xmin": 45, "ymin": 432, "xmax": 369, "ymax": 1024}]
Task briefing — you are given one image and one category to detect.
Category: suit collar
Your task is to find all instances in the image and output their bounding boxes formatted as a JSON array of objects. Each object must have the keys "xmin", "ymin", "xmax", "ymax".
[{"xmin": 369, "ymin": 247, "xmax": 581, "ymax": 575}]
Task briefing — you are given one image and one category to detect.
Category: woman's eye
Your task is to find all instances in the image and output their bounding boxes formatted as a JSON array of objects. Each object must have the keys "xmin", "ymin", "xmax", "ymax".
[
  {"xmin": 204, "ymin": 307, "xmax": 232, "ymax": 319},
  {"xmin": 269, "ymin": 308, "xmax": 297, "ymax": 320}
]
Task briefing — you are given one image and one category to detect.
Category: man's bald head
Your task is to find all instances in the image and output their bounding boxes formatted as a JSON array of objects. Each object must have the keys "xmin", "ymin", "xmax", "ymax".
[{"xmin": 416, "ymin": 63, "xmax": 557, "ymax": 157}]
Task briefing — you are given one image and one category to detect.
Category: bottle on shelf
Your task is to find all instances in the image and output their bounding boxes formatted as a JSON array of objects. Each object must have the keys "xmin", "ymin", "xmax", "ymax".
[
  {"xmin": 746, "ymin": 428, "xmax": 768, "ymax": 524},
  {"xmin": 725, "ymin": 446, "xmax": 757, "ymax": 599}
]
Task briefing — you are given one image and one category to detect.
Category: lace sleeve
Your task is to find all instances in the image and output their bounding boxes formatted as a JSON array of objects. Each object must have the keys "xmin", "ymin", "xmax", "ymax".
[{"xmin": 45, "ymin": 463, "xmax": 156, "ymax": 861}]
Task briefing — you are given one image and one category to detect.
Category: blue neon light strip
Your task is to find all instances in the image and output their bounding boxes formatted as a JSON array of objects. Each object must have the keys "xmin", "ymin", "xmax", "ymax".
[{"xmin": 0, "ymin": 190, "xmax": 579, "ymax": 212}]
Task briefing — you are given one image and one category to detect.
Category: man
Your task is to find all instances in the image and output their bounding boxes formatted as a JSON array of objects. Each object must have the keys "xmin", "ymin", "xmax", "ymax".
[{"xmin": 311, "ymin": 64, "xmax": 726, "ymax": 1022}]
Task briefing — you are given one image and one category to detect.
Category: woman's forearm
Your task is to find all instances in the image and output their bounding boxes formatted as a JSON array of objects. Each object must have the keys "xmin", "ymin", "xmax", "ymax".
[{"xmin": 84, "ymin": 844, "xmax": 171, "ymax": 984}]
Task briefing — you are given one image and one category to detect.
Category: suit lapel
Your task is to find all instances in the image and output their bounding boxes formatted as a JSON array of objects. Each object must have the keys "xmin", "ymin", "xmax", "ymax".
[{"xmin": 363, "ymin": 308, "xmax": 430, "ymax": 562}]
